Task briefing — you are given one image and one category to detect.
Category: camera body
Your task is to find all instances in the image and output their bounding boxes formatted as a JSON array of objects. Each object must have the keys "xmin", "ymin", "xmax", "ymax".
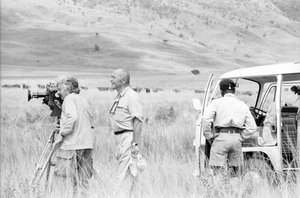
[{"xmin": 28, "ymin": 83, "xmax": 63, "ymax": 117}]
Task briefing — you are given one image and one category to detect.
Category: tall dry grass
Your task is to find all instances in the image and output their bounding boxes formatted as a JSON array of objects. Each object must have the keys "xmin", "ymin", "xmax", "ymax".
[{"xmin": 1, "ymin": 88, "xmax": 299, "ymax": 198}]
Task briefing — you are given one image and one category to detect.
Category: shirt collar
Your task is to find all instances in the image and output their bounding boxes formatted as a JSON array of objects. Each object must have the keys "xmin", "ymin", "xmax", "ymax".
[
  {"xmin": 224, "ymin": 93, "xmax": 235, "ymax": 98},
  {"xmin": 115, "ymin": 86, "xmax": 130, "ymax": 100}
]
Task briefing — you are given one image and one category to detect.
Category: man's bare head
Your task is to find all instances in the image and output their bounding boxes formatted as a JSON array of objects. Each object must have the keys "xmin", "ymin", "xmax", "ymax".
[
  {"xmin": 114, "ymin": 69, "xmax": 130, "ymax": 85},
  {"xmin": 110, "ymin": 69, "xmax": 130, "ymax": 93}
]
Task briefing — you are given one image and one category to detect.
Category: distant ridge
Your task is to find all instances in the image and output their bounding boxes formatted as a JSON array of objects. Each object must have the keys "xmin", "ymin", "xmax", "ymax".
[{"xmin": 1, "ymin": 0, "xmax": 300, "ymax": 75}]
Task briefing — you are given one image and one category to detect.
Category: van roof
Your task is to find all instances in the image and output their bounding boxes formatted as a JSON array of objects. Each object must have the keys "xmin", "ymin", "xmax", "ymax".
[{"xmin": 220, "ymin": 62, "xmax": 300, "ymax": 83}]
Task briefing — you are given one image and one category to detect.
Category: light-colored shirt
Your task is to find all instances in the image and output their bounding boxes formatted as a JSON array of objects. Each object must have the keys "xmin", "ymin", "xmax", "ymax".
[
  {"xmin": 60, "ymin": 93, "xmax": 93, "ymax": 150},
  {"xmin": 202, "ymin": 93, "xmax": 257, "ymax": 140},
  {"xmin": 110, "ymin": 86, "xmax": 143, "ymax": 132}
]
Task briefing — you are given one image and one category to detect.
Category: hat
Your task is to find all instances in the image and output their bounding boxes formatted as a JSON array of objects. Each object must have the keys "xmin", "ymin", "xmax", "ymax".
[
  {"xmin": 129, "ymin": 153, "xmax": 147, "ymax": 177},
  {"xmin": 291, "ymin": 85, "xmax": 300, "ymax": 95},
  {"xmin": 219, "ymin": 79, "xmax": 236, "ymax": 91}
]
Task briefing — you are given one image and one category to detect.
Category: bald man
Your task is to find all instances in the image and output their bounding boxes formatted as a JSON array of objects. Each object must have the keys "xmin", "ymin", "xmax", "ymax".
[{"xmin": 109, "ymin": 69, "xmax": 143, "ymax": 197}]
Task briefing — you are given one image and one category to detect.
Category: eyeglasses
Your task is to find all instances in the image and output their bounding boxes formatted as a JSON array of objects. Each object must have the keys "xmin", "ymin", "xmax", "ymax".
[{"xmin": 109, "ymin": 100, "xmax": 119, "ymax": 114}]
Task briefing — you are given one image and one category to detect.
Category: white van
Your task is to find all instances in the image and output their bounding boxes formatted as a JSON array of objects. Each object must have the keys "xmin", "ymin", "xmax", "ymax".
[{"xmin": 193, "ymin": 62, "xmax": 300, "ymax": 180}]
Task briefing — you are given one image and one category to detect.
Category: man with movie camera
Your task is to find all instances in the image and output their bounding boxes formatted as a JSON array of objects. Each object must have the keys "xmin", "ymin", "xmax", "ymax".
[{"xmin": 51, "ymin": 76, "xmax": 94, "ymax": 198}]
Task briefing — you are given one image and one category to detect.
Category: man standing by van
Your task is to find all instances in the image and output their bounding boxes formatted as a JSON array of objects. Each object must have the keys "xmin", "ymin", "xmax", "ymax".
[{"xmin": 202, "ymin": 79, "xmax": 257, "ymax": 177}]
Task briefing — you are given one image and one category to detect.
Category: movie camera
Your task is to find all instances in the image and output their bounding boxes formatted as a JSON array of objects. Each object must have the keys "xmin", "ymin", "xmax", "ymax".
[
  {"xmin": 28, "ymin": 83, "xmax": 63, "ymax": 117},
  {"xmin": 29, "ymin": 82, "xmax": 63, "ymax": 191}
]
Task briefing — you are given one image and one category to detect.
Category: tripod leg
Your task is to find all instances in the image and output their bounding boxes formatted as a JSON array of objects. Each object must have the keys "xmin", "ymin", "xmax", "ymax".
[
  {"xmin": 45, "ymin": 131, "xmax": 56, "ymax": 190},
  {"xmin": 37, "ymin": 148, "xmax": 55, "ymax": 183},
  {"xmin": 31, "ymin": 148, "xmax": 55, "ymax": 198},
  {"xmin": 44, "ymin": 160, "xmax": 52, "ymax": 191},
  {"xmin": 31, "ymin": 131, "xmax": 56, "ymax": 187}
]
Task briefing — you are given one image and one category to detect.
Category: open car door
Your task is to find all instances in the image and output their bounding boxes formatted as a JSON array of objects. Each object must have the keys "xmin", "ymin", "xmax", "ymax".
[{"xmin": 193, "ymin": 73, "xmax": 214, "ymax": 175}]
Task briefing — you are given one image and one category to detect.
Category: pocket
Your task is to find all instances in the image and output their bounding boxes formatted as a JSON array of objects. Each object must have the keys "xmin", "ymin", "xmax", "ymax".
[
  {"xmin": 77, "ymin": 149, "xmax": 93, "ymax": 179},
  {"xmin": 114, "ymin": 107, "xmax": 128, "ymax": 122},
  {"xmin": 54, "ymin": 150, "xmax": 76, "ymax": 177}
]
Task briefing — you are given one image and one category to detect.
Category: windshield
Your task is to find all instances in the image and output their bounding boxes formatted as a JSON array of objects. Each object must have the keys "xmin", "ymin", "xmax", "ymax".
[
  {"xmin": 261, "ymin": 83, "xmax": 300, "ymax": 111},
  {"xmin": 213, "ymin": 78, "xmax": 259, "ymax": 107}
]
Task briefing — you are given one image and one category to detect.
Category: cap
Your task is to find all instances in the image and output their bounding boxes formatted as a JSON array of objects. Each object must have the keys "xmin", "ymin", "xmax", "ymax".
[{"xmin": 219, "ymin": 79, "xmax": 236, "ymax": 91}]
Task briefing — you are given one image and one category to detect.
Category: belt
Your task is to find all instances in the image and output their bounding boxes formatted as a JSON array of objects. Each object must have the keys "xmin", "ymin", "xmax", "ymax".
[
  {"xmin": 216, "ymin": 127, "xmax": 241, "ymax": 134},
  {"xmin": 114, "ymin": 130, "xmax": 133, "ymax": 135}
]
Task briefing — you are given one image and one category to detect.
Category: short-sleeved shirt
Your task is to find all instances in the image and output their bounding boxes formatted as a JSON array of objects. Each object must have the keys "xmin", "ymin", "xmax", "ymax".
[
  {"xmin": 110, "ymin": 86, "xmax": 143, "ymax": 132},
  {"xmin": 202, "ymin": 93, "xmax": 257, "ymax": 140}
]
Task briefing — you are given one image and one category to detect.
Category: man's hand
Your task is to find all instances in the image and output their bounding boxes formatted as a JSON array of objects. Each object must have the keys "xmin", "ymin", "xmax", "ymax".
[
  {"xmin": 52, "ymin": 134, "xmax": 64, "ymax": 151},
  {"xmin": 131, "ymin": 145, "xmax": 139, "ymax": 157},
  {"xmin": 208, "ymin": 137, "xmax": 215, "ymax": 145},
  {"xmin": 54, "ymin": 123, "xmax": 60, "ymax": 133}
]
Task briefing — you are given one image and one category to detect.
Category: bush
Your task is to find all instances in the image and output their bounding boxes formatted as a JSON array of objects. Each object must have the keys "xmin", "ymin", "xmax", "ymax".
[{"xmin": 154, "ymin": 104, "xmax": 177, "ymax": 124}]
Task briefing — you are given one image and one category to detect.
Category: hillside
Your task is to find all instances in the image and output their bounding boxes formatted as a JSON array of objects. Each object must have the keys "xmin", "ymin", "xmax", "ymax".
[{"xmin": 1, "ymin": 0, "xmax": 300, "ymax": 89}]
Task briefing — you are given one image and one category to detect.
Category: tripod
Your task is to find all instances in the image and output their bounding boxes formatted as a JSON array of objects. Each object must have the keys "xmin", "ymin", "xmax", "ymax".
[{"xmin": 31, "ymin": 126, "xmax": 59, "ymax": 194}]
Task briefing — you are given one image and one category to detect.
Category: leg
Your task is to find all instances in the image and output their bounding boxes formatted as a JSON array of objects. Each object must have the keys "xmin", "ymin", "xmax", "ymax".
[
  {"xmin": 209, "ymin": 134, "xmax": 228, "ymax": 168},
  {"xmin": 211, "ymin": 166, "xmax": 225, "ymax": 176},
  {"xmin": 76, "ymin": 149, "xmax": 93, "ymax": 198},
  {"xmin": 50, "ymin": 150, "xmax": 76, "ymax": 198},
  {"xmin": 114, "ymin": 132, "xmax": 134, "ymax": 197},
  {"xmin": 228, "ymin": 135, "xmax": 243, "ymax": 178},
  {"xmin": 228, "ymin": 166, "xmax": 240, "ymax": 177}
]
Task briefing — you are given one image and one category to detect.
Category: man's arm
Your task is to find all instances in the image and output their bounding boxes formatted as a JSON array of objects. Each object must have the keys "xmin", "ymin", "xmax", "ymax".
[
  {"xmin": 53, "ymin": 96, "xmax": 78, "ymax": 150},
  {"xmin": 241, "ymin": 109, "xmax": 257, "ymax": 140},
  {"xmin": 128, "ymin": 91, "xmax": 143, "ymax": 156},
  {"xmin": 60, "ymin": 96, "xmax": 78, "ymax": 137},
  {"xmin": 201, "ymin": 102, "xmax": 216, "ymax": 141},
  {"xmin": 132, "ymin": 118, "xmax": 142, "ymax": 145}
]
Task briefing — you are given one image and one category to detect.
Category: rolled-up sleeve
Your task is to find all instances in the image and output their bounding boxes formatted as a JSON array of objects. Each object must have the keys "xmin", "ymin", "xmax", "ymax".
[
  {"xmin": 202, "ymin": 102, "xmax": 216, "ymax": 140},
  {"xmin": 241, "ymin": 109, "xmax": 257, "ymax": 139},
  {"xmin": 128, "ymin": 94, "xmax": 143, "ymax": 122}
]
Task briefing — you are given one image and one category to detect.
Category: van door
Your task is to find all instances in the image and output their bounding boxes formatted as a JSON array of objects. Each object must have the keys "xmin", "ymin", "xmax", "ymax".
[{"xmin": 193, "ymin": 73, "xmax": 214, "ymax": 174}]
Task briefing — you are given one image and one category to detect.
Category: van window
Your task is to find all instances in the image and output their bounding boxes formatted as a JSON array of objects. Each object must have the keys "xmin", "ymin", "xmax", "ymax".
[
  {"xmin": 262, "ymin": 85, "xmax": 276, "ymax": 112},
  {"xmin": 261, "ymin": 83, "xmax": 300, "ymax": 112},
  {"xmin": 213, "ymin": 79, "xmax": 259, "ymax": 107},
  {"xmin": 282, "ymin": 84, "xmax": 300, "ymax": 107}
]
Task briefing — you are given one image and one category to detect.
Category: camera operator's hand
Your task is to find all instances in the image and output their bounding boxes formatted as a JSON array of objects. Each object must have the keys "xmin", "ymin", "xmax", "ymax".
[
  {"xmin": 208, "ymin": 137, "xmax": 216, "ymax": 145},
  {"xmin": 54, "ymin": 124, "xmax": 60, "ymax": 134},
  {"xmin": 53, "ymin": 133, "xmax": 64, "ymax": 151}
]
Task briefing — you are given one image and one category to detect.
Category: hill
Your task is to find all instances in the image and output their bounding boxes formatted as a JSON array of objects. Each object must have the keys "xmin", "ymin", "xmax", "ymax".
[{"xmin": 1, "ymin": 0, "xmax": 300, "ymax": 89}]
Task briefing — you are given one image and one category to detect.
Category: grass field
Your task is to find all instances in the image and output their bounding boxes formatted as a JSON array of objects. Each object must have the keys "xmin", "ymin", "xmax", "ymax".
[
  {"xmin": 1, "ymin": 87, "xmax": 299, "ymax": 198},
  {"xmin": 1, "ymin": 0, "xmax": 300, "ymax": 196}
]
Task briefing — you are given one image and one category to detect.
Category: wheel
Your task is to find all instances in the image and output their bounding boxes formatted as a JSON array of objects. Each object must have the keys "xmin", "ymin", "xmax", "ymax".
[
  {"xmin": 242, "ymin": 156, "xmax": 276, "ymax": 185},
  {"xmin": 249, "ymin": 107, "xmax": 267, "ymax": 126}
]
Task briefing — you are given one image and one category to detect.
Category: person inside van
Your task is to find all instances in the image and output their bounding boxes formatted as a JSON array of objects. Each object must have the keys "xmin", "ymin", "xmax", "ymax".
[{"xmin": 258, "ymin": 85, "xmax": 300, "ymax": 146}]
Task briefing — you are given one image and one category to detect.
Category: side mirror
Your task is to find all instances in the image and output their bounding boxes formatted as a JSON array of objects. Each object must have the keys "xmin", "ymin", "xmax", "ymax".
[{"xmin": 193, "ymin": 98, "xmax": 202, "ymax": 111}]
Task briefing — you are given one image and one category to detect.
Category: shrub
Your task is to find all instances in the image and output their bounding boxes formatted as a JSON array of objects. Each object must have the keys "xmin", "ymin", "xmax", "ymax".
[{"xmin": 154, "ymin": 104, "xmax": 177, "ymax": 124}]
